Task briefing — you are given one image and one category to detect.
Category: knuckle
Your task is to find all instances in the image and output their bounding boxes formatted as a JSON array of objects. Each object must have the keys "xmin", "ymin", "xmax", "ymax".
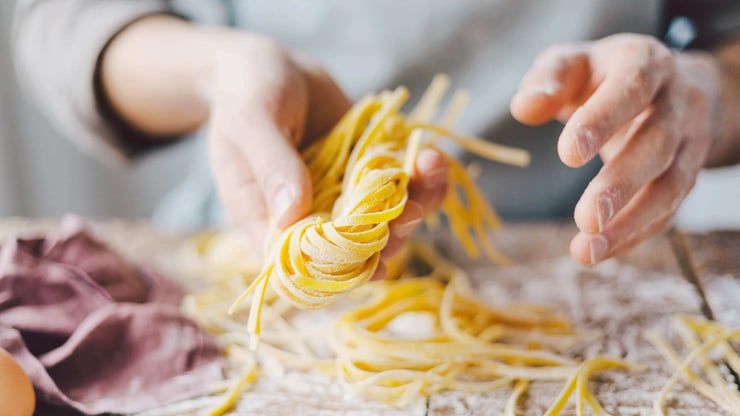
[
  {"xmin": 537, "ymin": 45, "xmax": 566, "ymax": 61},
  {"xmin": 625, "ymin": 34, "xmax": 665, "ymax": 53},
  {"xmin": 623, "ymin": 67, "xmax": 653, "ymax": 103},
  {"xmin": 245, "ymin": 35, "xmax": 288, "ymax": 58},
  {"xmin": 642, "ymin": 38, "xmax": 676, "ymax": 79},
  {"xmin": 534, "ymin": 45, "xmax": 572, "ymax": 69},
  {"xmin": 257, "ymin": 165, "xmax": 285, "ymax": 195},
  {"xmin": 643, "ymin": 35, "xmax": 667, "ymax": 53},
  {"xmin": 596, "ymin": 180, "xmax": 628, "ymax": 207},
  {"xmin": 687, "ymin": 87, "xmax": 709, "ymax": 113},
  {"xmin": 607, "ymin": 33, "xmax": 654, "ymax": 51},
  {"xmin": 257, "ymin": 90, "xmax": 289, "ymax": 120},
  {"xmin": 653, "ymin": 46, "xmax": 676, "ymax": 73},
  {"xmin": 611, "ymin": 33, "xmax": 647, "ymax": 43}
]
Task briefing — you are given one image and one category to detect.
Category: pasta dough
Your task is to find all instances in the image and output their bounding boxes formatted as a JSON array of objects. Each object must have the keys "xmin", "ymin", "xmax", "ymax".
[
  {"xmin": 184, "ymin": 236, "xmax": 632, "ymax": 415},
  {"xmin": 182, "ymin": 77, "xmax": 632, "ymax": 415},
  {"xmin": 228, "ymin": 76, "xmax": 529, "ymax": 348}
]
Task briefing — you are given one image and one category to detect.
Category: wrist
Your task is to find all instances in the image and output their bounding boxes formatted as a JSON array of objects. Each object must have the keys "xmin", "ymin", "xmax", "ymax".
[{"xmin": 100, "ymin": 16, "xmax": 216, "ymax": 136}]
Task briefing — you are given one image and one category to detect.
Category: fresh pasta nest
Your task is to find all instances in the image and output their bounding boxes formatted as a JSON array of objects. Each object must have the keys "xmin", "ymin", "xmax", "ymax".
[
  {"xmin": 185, "ymin": 237, "xmax": 633, "ymax": 416},
  {"xmin": 180, "ymin": 78, "xmax": 739, "ymax": 416},
  {"xmin": 229, "ymin": 75, "xmax": 530, "ymax": 348},
  {"xmin": 179, "ymin": 77, "xmax": 643, "ymax": 415}
]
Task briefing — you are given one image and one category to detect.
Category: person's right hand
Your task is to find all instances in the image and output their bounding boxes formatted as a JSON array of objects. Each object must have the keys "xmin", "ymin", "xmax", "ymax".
[{"xmin": 101, "ymin": 17, "xmax": 449, "ymax": 278}]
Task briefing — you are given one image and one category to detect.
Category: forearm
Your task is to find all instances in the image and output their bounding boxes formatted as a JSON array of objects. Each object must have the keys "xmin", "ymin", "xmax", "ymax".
[
  {"xmin": 100, "ymin": 16, "xmax": 223, "ymax": 137},
  {"xmin": 705, "ymin": 37, "xmax": 740, "ymax": 167}
]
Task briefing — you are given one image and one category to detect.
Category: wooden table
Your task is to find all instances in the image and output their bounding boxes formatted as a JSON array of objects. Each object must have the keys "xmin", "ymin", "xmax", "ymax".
[{"xmin": 1, "ymin": 219, "xmax": 737, "ymax": 416}]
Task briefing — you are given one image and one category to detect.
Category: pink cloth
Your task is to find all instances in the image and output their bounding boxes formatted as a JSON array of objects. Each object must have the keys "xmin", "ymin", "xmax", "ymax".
[{"xmin": 0, "ymin": 218, "xmax": 223, "ymax": 415}]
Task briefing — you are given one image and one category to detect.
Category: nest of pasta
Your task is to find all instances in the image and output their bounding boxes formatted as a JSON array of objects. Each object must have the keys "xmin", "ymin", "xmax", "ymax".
[
  {"xmin": 184, "ymin": 233, "xmax": 633, "ymax": 416},
  {"xmin": 178, "ymin": 76, "xmax": 646, "ymax": 416}
]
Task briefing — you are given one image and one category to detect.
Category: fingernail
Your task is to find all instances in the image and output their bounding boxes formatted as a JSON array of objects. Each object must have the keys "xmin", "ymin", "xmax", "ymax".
[
  {"xmin": 596, "ymin": 195, "xmax": 614, "ymax": 232},
  {"xmin": 272, "ymin": 185, "xmax": 294, "ymax": 224},
  {"xmin": 518, "ymin": 81, "xmax": 561, "ymax": 98},
  {"xmin": 589, "ymin": 235, "xmax": 608, "ymax": 265},
  {"xmin": 576, "ymin": 125, "xmax": 597, "ymax": 162},
  {"xmin": 423, "ymin": 167, "xmax": 448, "ymax": 190},
  {"xmin": 393, "ymin": 217, "xmax": 423, "ymax": 239}
]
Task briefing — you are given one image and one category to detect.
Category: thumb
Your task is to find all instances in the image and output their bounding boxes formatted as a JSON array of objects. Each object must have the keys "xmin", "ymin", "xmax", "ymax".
[
  {"xmin": 238, "ymin": 121, "xmax": 313, "ymax": 229},
  {"xmin": 208, "ymin": 40, "xmax": 313, "ymax": 232}
]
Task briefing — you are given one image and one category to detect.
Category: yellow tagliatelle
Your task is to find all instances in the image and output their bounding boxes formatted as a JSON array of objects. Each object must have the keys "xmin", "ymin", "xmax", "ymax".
[
  {"xmin": 228, "ymin": 75, "xmax": 530, "ymax": 348},
  {"xmin": 183, "ymin": 235, "xmax": 632, "ymax": 415},
  {"xmin": 646, "ymin": 315, "xmax": 740, "ymax": 415},
  {"xmin": 181, "ymin": 77, "xmax": 634, "ymax": 415}
]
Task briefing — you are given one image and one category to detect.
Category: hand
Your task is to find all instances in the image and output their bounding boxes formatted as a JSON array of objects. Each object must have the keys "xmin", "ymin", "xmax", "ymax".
[
  {"xmin": 203, "ymin": 34, "xmax": 448, "ymax": 278},
  {"xmin": 510, "ymin": 34, "xmax": 723, "ymax": 265},
  {"xmin": 101, "ymin": 18, "xmax": 448, "ymax": 278}
]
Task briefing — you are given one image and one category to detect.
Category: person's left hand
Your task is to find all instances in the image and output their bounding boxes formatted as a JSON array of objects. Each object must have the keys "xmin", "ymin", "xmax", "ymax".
[{"xmin": 510, "ymin": 33, "xmax": 723, "ymax": 265}]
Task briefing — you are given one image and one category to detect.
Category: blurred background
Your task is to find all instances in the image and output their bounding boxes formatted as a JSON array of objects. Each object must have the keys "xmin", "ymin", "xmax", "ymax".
[{"xmin": 0, "ymin": 0, "xmax": 739, "ymax": 231}]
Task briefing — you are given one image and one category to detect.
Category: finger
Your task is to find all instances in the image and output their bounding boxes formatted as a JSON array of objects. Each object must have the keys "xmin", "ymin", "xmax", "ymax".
[
  {"xmin": 571, "ymin": 139, "xmax": 701, "ymax": 265},
  {"xmin": 408, "ymin": 149, "xmax": 449, "ymax": 214},
  {"xmin": 295, "ymin": 56, "xmax": 352, "ymax": 144},
  {"xmin": 574, "ymin": 87, "xmax": 684, "ymax": 233},
  {"xmin": 208, "ymin": 138, "xmax": 269, "ymax": 253},
  {"xmin": 212, "ymin": 100, "xmax": 313, "ymax": 230},
  {"xmin": 370, "ymin": 261, "xmax": 387, "ymax": 281},
  {"xmin": 382, "ymin": 149, "xmax": 448, "ymax": 261},
  {"xmin": 570, "ymin": 215, "xmax": 672, "ymax": 266},
  {"xmin": 558, "ymin": 39, "xmax": 675, "ymax": 167},
  {"xmin": 511, "ymin": 45, "xmax": 590, "ymax": 125},
  {"xmin": 382, "ymin": 200, "xmax": 424, "ymax": 260},
  {"xmin": 244, "ymin": 124, "xmax": 313, "ymax": 229},
  {"xmin": 598, "ymin": 106, "xmax": 653, "ymax": 164}
]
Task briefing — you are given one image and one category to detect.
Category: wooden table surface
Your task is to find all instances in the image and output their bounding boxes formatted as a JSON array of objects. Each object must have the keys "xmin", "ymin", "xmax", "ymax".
[{"xmin": 1, "ymin": 219, "xmax": 738, "ymax": 416}]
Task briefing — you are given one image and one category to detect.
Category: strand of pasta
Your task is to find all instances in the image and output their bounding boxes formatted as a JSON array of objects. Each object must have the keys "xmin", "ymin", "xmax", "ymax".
[
  {"xmin": 646, "ymin": 315, "xmax": 740, "ymax": 415},
  {"xmin": 229, "ymin": 76, "xmax": 530, "ymax": 349},
  {"xmin": 182, "ymin": 234, "xmax": 633, "ymax": 415},
  {"xmin": 179, "ymin": 76, "xmax": 633, "ymax": 414},
  {"xmin": 504, "ymin": 379, "xmax": 529, "ymax": 416}
]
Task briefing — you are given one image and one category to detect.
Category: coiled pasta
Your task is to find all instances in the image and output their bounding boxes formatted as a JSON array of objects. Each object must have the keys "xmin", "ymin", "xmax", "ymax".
[
  {"xmin": 182, "ymin": 236, "xmax": 633, "ymax": 415},
  {"xmin": 183, "ymin": 77, "xmax": 633, "ymax": 415},
  {"xmin": 229, "ymin": 76, "xmax": 530, "ymax": 348}
]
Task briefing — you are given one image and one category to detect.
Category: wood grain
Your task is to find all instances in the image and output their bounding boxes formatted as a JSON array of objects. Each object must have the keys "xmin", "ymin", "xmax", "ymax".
[
  {"xmin": 429, "ymin": 224, "xmax": 730, "ymax": 415},
  {"xmin": 677, "ymin": 230, "xmax": 740, "ymax": 328}
]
